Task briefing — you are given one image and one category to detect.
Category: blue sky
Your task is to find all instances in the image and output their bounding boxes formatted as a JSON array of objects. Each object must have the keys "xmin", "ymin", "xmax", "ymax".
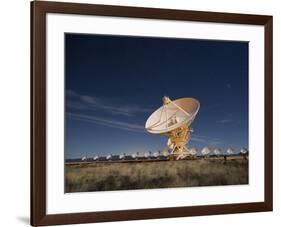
[{"xmin": 65, "ymin": 33, "xmax": 248, "ymax": 159}]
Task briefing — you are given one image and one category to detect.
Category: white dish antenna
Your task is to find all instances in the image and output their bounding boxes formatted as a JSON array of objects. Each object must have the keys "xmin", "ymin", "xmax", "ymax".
[
  {"xmin": 240, "ymin": 148, "xmax": 248, "ymax": 154},
  {"xmin": 94, "ymin": 155, "xmax": 99, "ymax": 161},
  {"xmin": 81, "ymin": 156, "xmax": 87, "ymax": 161},
  {"xmin": 145, "ymin": 96, "xmax": 200, "ymax": 160},
  {"xmin": 227, "ymin": 148, "xmax": 234, "ymax": 155},
  {"xmin": 146, "ymin": 97, "xmax": 200, "ymax": 134},
  {"xmin": 214, "ymin": 148, "xmax": 221, "ymax": 156},
  {"xmin": 106, "ymin": 154, "xmax": 112, "ymax": 160},
  {"xmin": 201, "ymin": 147, "xmax": 211, "ymax": 156},
  {"xmin": 189, "ymin": 148, "xmax": 197, "ymax": 156},
  {"xmin": 153, "ymin": 152, "xmax": 159, "ymax": 158},
  {"xmin": 161, "ymin": 148, "xmax": 170, "ymax": 157},
  {"xmin": 119, "ymin": 153, "xmax": 125, "ymax": 159}
]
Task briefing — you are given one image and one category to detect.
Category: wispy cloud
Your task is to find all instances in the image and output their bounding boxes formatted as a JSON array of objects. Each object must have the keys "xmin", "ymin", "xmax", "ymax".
[
  {"xmin": 67, "ymin": 112, "xmax": 145, "ymax": 133},
  {"xmin": 191, "ymin": 134, "xmax": 223, "ymax": 145},
  {"xmin": 217, "ymin": 119, "xmax": 232, "ymax": 124},
  {"xmin": 67, "ymin": 112, "xmax": 224, "ymax": 146},
  {"xmin": 66, "ymin": 90, "xmax": 152, "ymax": 117},
  {"xmin": 66, "ymin": 90, "xmax": 223, "ymax": 143},
  {"xmin": 190, "ymin": 137, "xmax": 207, "ymax": 143}
]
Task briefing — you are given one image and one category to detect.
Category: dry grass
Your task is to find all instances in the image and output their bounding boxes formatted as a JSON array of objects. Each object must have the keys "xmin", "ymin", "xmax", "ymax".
[{"xmin": 65, "ymin": 158, "xmax": 248, "ymax": 192}]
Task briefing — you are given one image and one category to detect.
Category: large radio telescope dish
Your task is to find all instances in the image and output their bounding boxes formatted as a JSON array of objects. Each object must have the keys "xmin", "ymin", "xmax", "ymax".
[
  {"xmin": 145, "ymin": 97, "xmax": 200, "ymax": 134},
  {"xmin": 145, "ymin": 96, "xmax": 200, "ymax": 160}
]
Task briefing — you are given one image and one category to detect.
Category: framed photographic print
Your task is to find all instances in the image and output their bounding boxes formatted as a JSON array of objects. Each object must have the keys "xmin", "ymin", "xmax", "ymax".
[{"xmin": 31, "ymin": 1, "xmax": 273, "ymax": 226}]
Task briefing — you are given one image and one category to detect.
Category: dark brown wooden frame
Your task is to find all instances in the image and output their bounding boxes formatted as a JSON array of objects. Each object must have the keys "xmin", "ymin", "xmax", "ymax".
[{"xmin": 31, "ymin": 1, "xmax": 273, "ymax": 226}]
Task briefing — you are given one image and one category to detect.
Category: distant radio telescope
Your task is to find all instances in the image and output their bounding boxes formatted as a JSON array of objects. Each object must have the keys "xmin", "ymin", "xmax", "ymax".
[
  {"xmin": 240, "ymin": 148, "xmax": 248, "ymax": 160},
  {"xmin": 161, "ymin": 148, "xmax": 170, "ymax": 157},
  {"xmin": 145, "ymin": 96, "xmax": 200, "ymax": 160},
  {"xmin": 189, "ymin": 148, "xmax": 197, "ymax": 156},
  {"xmin": 240, "ymin": 148, "xmax": 248, "ymax": 154},
  {"xmin": 106, "ymin": 154, "xmax": 112, "ymax": 160},
  {"xmin": 227, "ymin": 147, "xmax": 234, "ymax": 155},
  {"xmin": 214, "ymin": 148, "xmax": 221, "ymax": 156},
  {"xmin": 201, "ymin": 147, "xmax": 211, "ymax": 157},
  {"xmin": 153, "ymin": 152, "xmax": 159, "ymax": 158},
  {"xmin": 119, "ymin": 153, "xmax": 125, "ymax": 160}
]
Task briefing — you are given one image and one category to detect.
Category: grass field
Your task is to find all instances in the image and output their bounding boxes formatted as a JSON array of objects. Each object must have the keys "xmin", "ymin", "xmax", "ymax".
[{"xmin": 65, "ymin": 157, "xmax": 248, "ymax": 193}]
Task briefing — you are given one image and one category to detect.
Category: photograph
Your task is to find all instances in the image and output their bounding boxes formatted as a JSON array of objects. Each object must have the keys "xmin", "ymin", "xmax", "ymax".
[
  {"xmin": 64, "ymin": 33, "xmax": 249, "ymax": 193},
  {"xmin": 29, "ymin": 2, "xmax": 273, "ymax": 225}
]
